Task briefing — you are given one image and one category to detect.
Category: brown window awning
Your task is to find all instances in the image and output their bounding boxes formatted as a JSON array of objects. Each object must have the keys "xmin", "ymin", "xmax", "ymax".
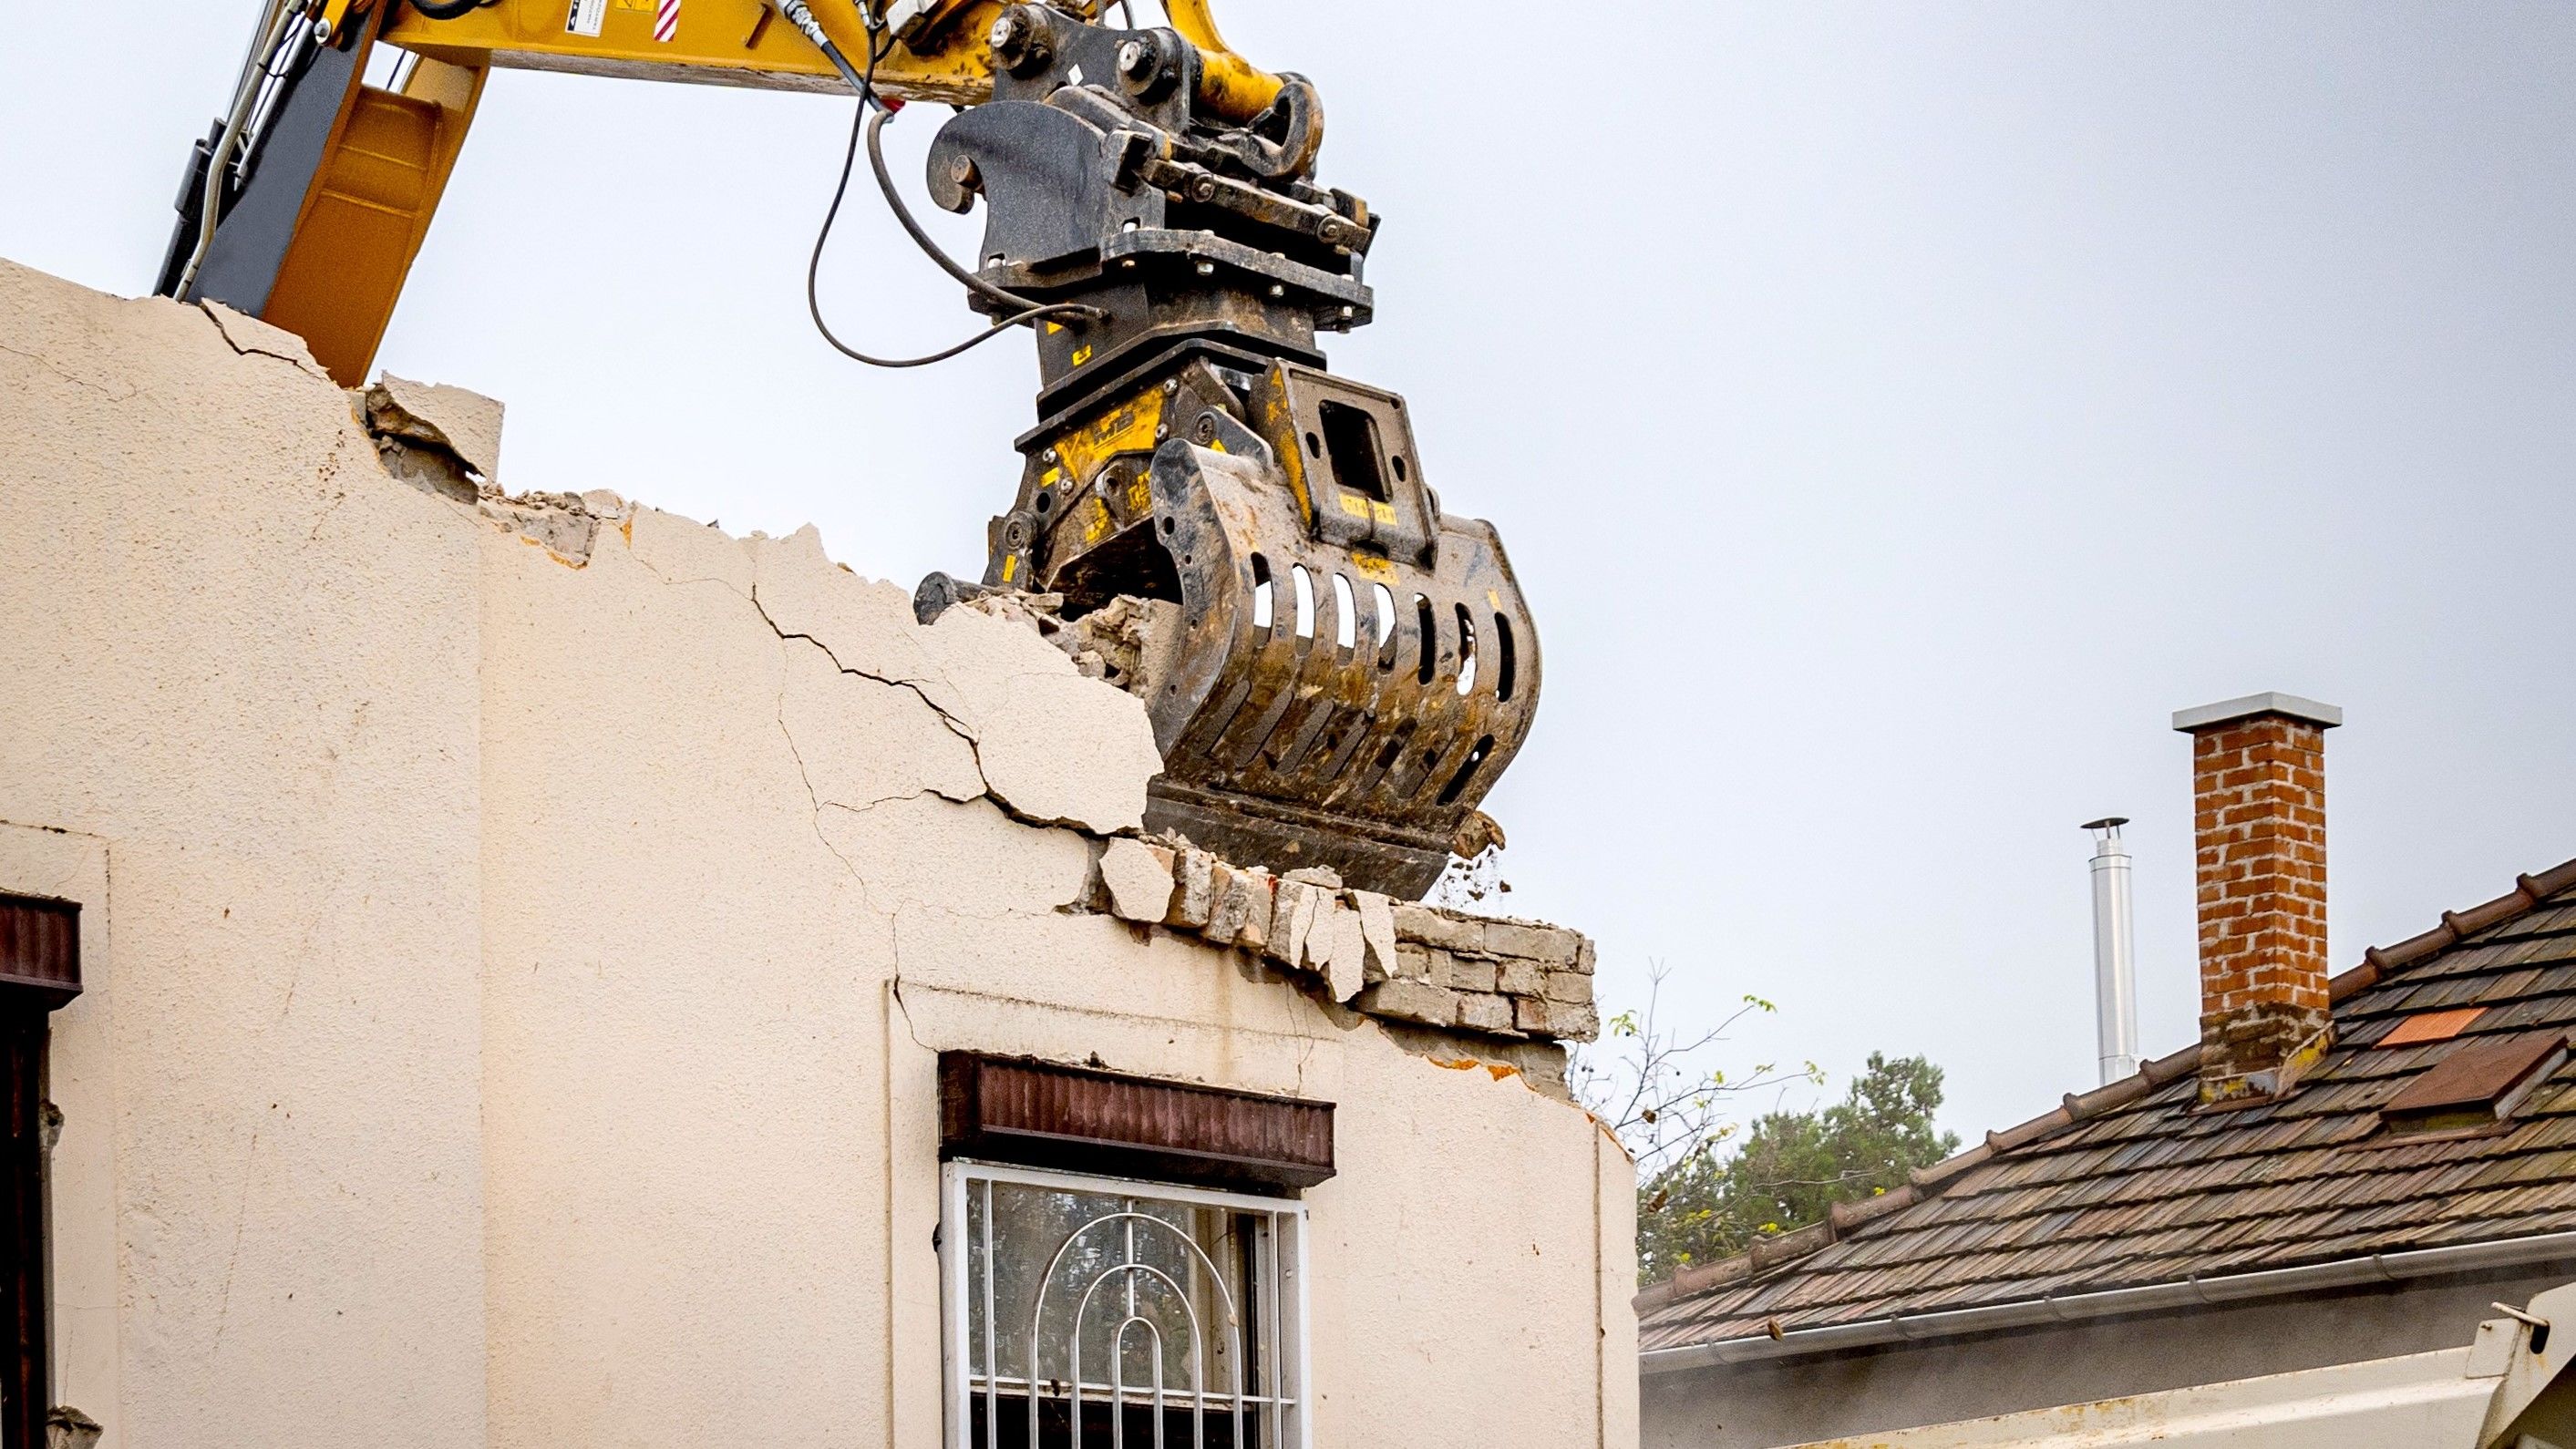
[
  {"xmin": 0, "ymin": 896, "xmax": 78, "ymax": 1009},
  {"xmin": 938, "ymin": 1053, "xmax": 1334, "ymax": 1194}
]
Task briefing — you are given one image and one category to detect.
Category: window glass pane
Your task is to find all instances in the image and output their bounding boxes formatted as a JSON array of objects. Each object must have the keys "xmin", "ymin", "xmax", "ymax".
[
  {"xmin": 953, "ymin": 1163, "xmax": 1299, "ymax": 1449},
  {"xmin": 974, "ymin": 1182, "xmax": 1250, "ymax": 1393}
]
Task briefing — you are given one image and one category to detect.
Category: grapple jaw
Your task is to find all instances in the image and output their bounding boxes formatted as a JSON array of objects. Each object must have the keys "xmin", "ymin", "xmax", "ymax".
[
  {"xmin": 906, "ymin": 5, "xmax": 1540, "ymax": 898},
  {"xmin": 979, "ymin": 354, "xmax": 1539, "ymax": 899}
]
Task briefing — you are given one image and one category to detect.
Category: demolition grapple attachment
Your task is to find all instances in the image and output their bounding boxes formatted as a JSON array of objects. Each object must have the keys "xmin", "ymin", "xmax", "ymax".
[
  {"xmin": 147, "ymin": 0, "xmax": 1530, "ymax": 898},
  {"xmin": 919, "ymin": 6, "xmax": 1540, "ymax": 899}
]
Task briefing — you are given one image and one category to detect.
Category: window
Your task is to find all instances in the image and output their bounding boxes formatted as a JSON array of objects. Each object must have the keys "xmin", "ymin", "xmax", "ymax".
[
  {"xmin": 942, "ymin": 1161, "xmax": 1309, "ymax": 1448},
  {"xmin": 2380, "ymin": 1031, "xmax": 2567, "ymax": 1139},
  {"xmin": 0, "ymin": 893, "xmax": 78, "ymax": 1449}
]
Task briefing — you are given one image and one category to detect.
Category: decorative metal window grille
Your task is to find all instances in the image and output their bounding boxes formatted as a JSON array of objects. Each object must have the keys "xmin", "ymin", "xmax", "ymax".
[{"xmin": 942, "ymin": 1161, "xmax": 1310, "ymax": 1449}]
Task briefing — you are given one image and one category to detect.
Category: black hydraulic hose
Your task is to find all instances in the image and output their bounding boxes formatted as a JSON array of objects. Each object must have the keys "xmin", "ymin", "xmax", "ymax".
[
  {"xmin": 405, "ymin": 0, "xmax": 489, "ymax": 19},
  {"xmin": 806, "ymin": 101, "xmax": 1094, "ymax": 368},
  {"xmin": 861, "ymin": 105, "xmax": 1102, "ymax": 324},
  {"xmin": 787, "ymin": 0, "xmax": 1103, "ymax": 368}
]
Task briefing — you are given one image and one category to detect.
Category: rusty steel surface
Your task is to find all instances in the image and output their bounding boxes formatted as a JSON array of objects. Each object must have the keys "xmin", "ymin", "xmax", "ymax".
[
  {"xmin": 0, "ymin": 896, "xmax": 78, "ymax": 1008},
  {"xmin": 938, "ymin": 1052, "xmax": 1334, "ymax": 1193}
]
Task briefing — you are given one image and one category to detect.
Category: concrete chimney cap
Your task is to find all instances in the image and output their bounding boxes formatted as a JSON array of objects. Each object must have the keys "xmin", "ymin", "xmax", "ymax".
[{"xmin": 2171, "ymin": 692, "xmax": 2344, "ymax": 734}]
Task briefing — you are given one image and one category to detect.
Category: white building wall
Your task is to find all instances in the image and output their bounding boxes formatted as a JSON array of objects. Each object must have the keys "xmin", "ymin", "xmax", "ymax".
[{"xmin": 0, "ymin": 257, "xmax": 1636, "ymax": 1447}]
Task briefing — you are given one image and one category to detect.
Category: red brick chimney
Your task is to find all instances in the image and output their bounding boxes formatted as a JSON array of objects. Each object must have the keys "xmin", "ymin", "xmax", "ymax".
[{"xmin": 2172, "ymin": 692, "xmax": 2342, "ymax": 1106}]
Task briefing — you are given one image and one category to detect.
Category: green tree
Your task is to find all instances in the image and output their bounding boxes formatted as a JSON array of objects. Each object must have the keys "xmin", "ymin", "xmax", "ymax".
[{"xmin": 1634, "ymin": 1053, "xmax": 1959, "ymax": 1282}]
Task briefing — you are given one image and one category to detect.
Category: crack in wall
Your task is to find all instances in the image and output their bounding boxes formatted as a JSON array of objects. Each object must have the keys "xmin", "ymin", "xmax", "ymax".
[
  {"xmin": 748, "ymin": 584, "xmax": 1118, "ymax": 838},
  {"xmin": 198, "ymin": 301, "xmax": 329, "ymax": 379},
  {"xmin": 0, "ymin": 340, "xmax": 136, "ymax": 403}
]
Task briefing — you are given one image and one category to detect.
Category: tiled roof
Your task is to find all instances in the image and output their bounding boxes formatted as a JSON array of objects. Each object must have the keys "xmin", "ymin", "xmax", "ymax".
[{"xmin": 1637, "ymin": 856, "xmax": 2576, "ymax": 1354}]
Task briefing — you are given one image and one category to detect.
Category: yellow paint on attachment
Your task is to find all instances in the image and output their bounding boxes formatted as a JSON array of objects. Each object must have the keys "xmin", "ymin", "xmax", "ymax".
[
  {"xmin": 1045, "ymin": 321, "xmax": 1063, "ymax": 334},
  {"xmin": 1338, "ymin": 494, "xmax": 1372, "ymax": 520},
  {"xmin": 1042, "ymin": 467, "xmax": 1063, "ymax": 487},
  {"xmin": 1351, "ymin": 553, "xmax": 1395, "ymax": 582},
  {"xmin": 1488, "ymin": 589, "xmax": 1501, "ymax": 609},
  {"xmin": 1072, "ymin": 345, "xmax": 1094, "ymax": 367},
  {"xmin": 1370, "ymin": 500, "xmax": 1397, "ymax": 526},
  {"xmin": 1081, "ymin": 498, "xmax": 1112, "ymax": 546},
  {"xmin": 1000, "ymin": 554, "xmax": 1017, "ymax": 583},
  {"xmin": 1046, "ymin": 388, "xmax": 1166, "ymax": 487},
  {"xmin": 1209, "ymin": 438, "xmax": 1227, "ymax": 454},
  {"xmin": 1125, "ymin": 476, "xmax": 1152, "ymax": 517}
]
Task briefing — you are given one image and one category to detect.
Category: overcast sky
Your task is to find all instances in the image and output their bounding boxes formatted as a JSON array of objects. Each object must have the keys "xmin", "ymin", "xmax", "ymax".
[{"xmin": 6, "ymin": 3, "xmax": 2574, "ymax": 1139}]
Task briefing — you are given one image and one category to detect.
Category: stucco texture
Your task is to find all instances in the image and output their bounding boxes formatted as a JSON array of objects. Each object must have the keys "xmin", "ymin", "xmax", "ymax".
[{"xmin": 0, "ymin": 258, "xmax": 1636, "ymax": 1446}]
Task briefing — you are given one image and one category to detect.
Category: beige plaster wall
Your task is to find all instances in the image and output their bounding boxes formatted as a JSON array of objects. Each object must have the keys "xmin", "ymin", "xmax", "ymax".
[
  {"xmin": 0, "ymin": 260, "xmax": 489, "ymax": 1446},
  {"xmin": 0, "ymin": 257, "xmax": 1636, "ymax": 1446}
]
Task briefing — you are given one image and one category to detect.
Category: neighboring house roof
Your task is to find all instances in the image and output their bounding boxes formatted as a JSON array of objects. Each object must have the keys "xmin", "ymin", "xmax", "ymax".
[{"xmin": 1637, "ymin": 856, "xmax": 2576, "ymax": 1360}]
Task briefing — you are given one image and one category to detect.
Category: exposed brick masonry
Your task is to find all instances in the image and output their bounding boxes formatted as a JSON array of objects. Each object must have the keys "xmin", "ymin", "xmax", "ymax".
[
  {"xmin": 1089, "ymin": 837, "xmax": 1597, "ymax": 1045},
  {"xmin": 2176, "ymin": 696, "xmax": 2339, "ymax": 1105}
]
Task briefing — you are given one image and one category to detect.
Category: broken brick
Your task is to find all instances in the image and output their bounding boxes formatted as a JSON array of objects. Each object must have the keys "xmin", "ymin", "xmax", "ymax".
[
  {"xmin": 1170, "ymin": 848, "xmax": 1216, "ymax": 930},
  {"xmin": 1457, "ymin": 992, "xmax": 1515, "ymax": 1035},
  {"xmin": 1098, "ymin": 839, "xmax": 1177, "ymax": 923},
  {"xmin": 1355, "ymin": 980, "xmax": 1459, "ymax": 1027}
]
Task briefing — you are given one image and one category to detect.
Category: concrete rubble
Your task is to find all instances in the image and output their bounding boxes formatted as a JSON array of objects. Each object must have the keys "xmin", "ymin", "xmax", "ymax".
[{"xmin": 1087, "ymin": 838, "xmax": 1599, "ymax": 1043}]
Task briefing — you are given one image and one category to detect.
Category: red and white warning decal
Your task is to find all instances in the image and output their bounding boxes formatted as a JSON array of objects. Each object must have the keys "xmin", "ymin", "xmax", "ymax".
[{"xmin": 653, "ymin": 0, "xmax": 679, "ymax": 41}]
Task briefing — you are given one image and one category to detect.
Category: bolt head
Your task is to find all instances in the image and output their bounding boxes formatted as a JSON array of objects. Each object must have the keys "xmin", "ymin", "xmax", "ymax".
[
  {"xmin": 947, "ymin": 154, "xmax": 978, "ymax": 188},
  {"xmin": 1118, "ymin": 38, "xmax": 1152, "ymax": 77},
  {"xmin": 1195, "ymin": 260, "xmax": 1215, "ymax": 276},
  {"xmin": 988, "ymin": 14, "xmax": 1020, "ymax": 47}
]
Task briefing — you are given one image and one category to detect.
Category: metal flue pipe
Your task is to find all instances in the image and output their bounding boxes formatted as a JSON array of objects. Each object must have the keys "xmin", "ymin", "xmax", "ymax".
[{"xmin": 2085, "ymin": 817, "xmax": 2140, "ymax": 1084}]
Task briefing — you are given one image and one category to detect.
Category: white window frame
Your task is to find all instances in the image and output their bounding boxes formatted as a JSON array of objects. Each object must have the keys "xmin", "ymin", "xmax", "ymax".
[{"xmin": 940, "ymin": 1159, "xmax": 1313, "ymax": 1449}]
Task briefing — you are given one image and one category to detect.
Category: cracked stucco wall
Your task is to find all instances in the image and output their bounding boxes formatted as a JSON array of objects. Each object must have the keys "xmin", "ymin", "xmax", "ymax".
[
  {"xmin": 0, "ymin": 257, "xmax": 1637, "ymax": 1448},
  {"xmin": 0, "ymin": 259, "xmax": 486, "ymax": 1446}
]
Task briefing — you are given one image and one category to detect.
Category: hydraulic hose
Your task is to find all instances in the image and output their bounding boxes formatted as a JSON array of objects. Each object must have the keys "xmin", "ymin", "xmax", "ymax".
[{"xmin": 176, "ymin": 0, "xmax": 305, "ymax": 297}]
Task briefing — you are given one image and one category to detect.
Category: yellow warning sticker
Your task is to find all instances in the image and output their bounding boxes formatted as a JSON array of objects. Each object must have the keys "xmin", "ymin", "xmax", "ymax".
[
  {"xmin": 1339, "ymin": 494, "xmax": 1372, "ymax": 519},
  {"xmin": 1082, "ymin": 498, "xmax": 1112, "ymax": 545},
  {"xmin": 1371, "ymin": 500, "xmax": 1397, "ymax": 525},
  {"xmin": 1126, "ymin": 476, "xmax": 1152, "ymax": 516},
  {"xmin": 1001, "ymin": 554, "xmax": 1018, "ymax": 583}
]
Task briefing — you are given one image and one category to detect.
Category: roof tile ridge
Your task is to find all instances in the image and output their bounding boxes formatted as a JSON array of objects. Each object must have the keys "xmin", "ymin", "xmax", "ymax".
[
  {"xmin": 1637, "ymin": 858, "xmax": 2576, "ymax": 1320},
  {"xmin": 1636, "ymin": 1044, "xmax": 2202, "ymax": 1314},
  {"xmin": 2331, "ymin": 855, "xmax": 2576, "ymax": 1002}
]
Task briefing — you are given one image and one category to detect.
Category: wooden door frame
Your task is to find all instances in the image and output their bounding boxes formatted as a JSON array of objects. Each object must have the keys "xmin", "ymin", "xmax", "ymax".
[
  {"xmin": 0, "ymin": 1007, "xmax": 42, "ymax": 1449},
  {"xmin": 0, "ymin": 891, "xmax": 78, "ymax": 1449}
]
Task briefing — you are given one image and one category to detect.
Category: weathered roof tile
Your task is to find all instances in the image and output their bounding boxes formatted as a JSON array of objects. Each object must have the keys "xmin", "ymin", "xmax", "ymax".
[{"xmin": 1639, "ymin": 861, "xmax": 2576, "ymax": 1355}]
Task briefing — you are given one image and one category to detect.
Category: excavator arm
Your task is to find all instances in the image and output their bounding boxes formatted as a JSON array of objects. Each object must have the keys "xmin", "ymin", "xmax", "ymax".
[
  {"xmin": 159, "ymin": 0, "xmax": 1538, "ymax": 899},
  {"xmin": 157, "ymin": 0, "xmax": 1284, "ymax": 387}
]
